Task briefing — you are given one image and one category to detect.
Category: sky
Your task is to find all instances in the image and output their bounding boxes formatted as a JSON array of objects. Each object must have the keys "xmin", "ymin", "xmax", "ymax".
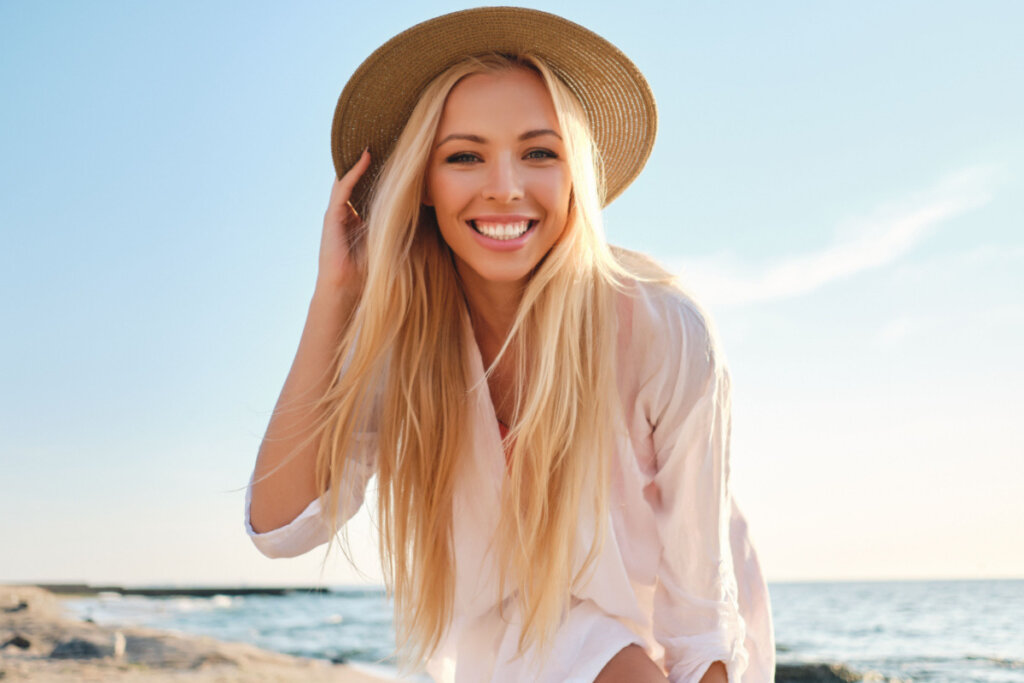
[{"xmin": 1, "ymin": 1, "xmax": 1021, "ymax": 588}]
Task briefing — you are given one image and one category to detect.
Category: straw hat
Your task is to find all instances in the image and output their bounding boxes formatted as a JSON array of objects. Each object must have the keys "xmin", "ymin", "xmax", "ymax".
[{"xmin": 331, "ymin": 6, "xmax": 657, "ymax": 215}]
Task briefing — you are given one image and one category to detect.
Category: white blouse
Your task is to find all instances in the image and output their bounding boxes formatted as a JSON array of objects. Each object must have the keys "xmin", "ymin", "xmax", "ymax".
[{"xmin": 245, "ymin": 280, "xmax": 775, "ymax": 682}]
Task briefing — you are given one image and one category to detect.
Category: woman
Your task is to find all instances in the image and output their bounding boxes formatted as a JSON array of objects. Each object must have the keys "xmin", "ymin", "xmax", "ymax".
[{"xmin": 245, "ymin": 8, "xmax": 774, "ymax": 683}]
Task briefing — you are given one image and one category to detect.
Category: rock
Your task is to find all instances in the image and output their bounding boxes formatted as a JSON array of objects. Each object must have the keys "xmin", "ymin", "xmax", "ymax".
[
  {"xmin": 0, "ymin": 584, "xmax": 398, "ymax": 681},
  {"xmin": 2, "ymin": 585, "xmax": 61, "ymax": 619},
  {"xmin": 1, "ymin": 635, "xmax": 31, "ymax": 650},
  {"xmin": 776, "ymin": 662, "xmax": 862, "ymax": 682},
  {"xmin": 50, "ymin": 635, "xmax": 115, "ymax": 659},
  {"xmin": 123, "ymin": 634, "xmax": 198, "ymax": 667}
]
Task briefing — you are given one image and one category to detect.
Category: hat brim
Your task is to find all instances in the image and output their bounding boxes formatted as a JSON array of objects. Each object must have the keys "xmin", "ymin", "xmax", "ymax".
[{"xmin": 331, "ymin": 6, "xmax": 657, "ymax": 215}]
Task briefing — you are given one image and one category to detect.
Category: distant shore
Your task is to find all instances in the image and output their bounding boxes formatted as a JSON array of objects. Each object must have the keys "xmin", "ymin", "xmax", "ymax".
[
  {"xmin": 0, "ymin": 584, "xmax": 393, "ymax": 682},
  {"xmin": 33, "ymin": 582, "xmax": 333, "ymax": 598}
]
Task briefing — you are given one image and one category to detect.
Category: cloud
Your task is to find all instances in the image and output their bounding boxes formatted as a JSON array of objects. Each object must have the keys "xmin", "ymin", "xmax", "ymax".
[
  {"xmin": 870, "ymin": 316, "xmax": 921, "ymax": 349},
  {"xmin": 668, "ymin": 166, "xmax": 998, "ymax": 308}
]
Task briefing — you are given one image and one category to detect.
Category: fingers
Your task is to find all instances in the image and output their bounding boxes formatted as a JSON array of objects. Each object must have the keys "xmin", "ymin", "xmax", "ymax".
[
  {"xmin": 335, "ymin": 148, "xmax": 371, "ymax": 196},
  {"xmin": 327, "ymin": 148, "xmax": 371, "ymax": 218}
]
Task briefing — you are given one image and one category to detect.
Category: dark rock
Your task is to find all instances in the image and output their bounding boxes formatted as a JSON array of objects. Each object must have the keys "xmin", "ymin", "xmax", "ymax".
[
  {"xmin": 1, "ymin": 635, "xmax": 31, "ymax": 650},
  {"xmin": 1, "ymin": 601, "xmax": 28, "ymax": 614},
  {"xmin": 776, "ymin": 662, "xmax": 862, "ymax": 683},
  {"xmin": 50, "ymin": 637, "xmax": 112, "ymax": 659},
  {"xmin": 123, "ymin": 634, "xmax": 202, "ymax": 668}
]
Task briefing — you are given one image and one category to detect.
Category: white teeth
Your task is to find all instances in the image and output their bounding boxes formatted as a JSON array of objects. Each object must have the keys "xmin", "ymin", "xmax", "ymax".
[{"xmin": 473, "ymin": 220, "xmax": 531, "ymax": 240}]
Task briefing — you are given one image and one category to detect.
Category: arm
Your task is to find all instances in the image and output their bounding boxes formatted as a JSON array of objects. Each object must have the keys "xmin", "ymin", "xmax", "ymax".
[
  {"xmin": 247, "ymin": 286, "xmax": 357, "ymax": 534},
  {"xmin": 248, "ymin": 152, "xmax": 371, "ymax": 536},
  {"xmin": 244, "ymin": 283, "xmax": 378, "ymax": 559},
  {"xmin": 641, "ymin": 294, "xmax": 749, "ymax": 683}
]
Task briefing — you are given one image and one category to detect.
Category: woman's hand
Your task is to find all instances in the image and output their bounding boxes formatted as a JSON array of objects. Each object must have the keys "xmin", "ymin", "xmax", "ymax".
[{"xmin": 317, "ymin": 148, "xmax": 371, "ymax": 294}]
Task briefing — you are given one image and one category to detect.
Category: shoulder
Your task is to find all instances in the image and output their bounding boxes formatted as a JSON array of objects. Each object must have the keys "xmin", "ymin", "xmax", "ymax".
[
  {"xmin": 616, "ymin": 272, "xmax": 725, "ymax": 375},
  {"xmin": 609, "ymin": 244, "xmax": 720, "ymax": 351},
  {"xmin": 609, "ymin": 250, "xmax": 728, "ymax": 420}
]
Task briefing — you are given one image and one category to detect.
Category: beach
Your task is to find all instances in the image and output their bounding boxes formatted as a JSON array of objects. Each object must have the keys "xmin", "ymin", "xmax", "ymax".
[
  {"xmin": 0, "ymin": 585, "xmax": 392, "ymax": 682},
  {"xmin": 5, "ymin": 581, "xmax": 1020, "ymax": 682}
]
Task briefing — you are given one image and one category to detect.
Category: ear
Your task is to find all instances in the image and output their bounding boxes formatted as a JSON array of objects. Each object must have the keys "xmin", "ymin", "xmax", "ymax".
[{"xmin": 422, "ymin": 181, "xmax": 434, "ymax": 207}]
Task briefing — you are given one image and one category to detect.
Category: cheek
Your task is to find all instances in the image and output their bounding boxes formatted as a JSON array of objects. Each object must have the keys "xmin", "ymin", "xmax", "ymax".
[
  {"xmin": 428, "ymin": 171, "xmax": 472, "ymax": 213},
  {"xmin": 541, "ymin": 170, "xmax": 573, "ymax": 222},
  {"xmin": 525, "ymin": 167, "xmax": 567, "ymax": 204}
]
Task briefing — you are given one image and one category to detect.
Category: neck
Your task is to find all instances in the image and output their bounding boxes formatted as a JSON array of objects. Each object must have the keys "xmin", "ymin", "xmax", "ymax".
[{"xmin": 456, "ymin": 268, "xmax": 524, "ymax": 365}]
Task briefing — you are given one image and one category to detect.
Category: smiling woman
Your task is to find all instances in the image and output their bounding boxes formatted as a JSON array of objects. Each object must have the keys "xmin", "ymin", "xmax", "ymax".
[
  {"xmin": 244, "ymin": 7, "xmax": 774, "ymax": 683},
  {"xmin": 425, "ymin": 68, "xmax": 572, "ymax": 289}
]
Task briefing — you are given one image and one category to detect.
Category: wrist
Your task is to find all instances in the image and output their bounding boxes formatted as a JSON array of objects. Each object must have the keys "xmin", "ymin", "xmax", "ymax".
[{"xmin": 310, "ymin": 281, "xmax": 358, "ymax": 319}]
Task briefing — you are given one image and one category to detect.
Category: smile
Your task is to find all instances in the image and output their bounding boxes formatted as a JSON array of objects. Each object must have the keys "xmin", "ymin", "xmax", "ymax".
[{"xmin": 468, "ymin": 219, "xmax": 537, "ymax": 241}]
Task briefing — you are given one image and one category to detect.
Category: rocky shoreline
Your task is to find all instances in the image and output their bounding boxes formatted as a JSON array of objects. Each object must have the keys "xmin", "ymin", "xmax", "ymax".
[
  {"xmin": 2, "ymin": 584, "xmax": 902, "ymax": 682},
  {"xmin": 0, "ymin": 585, "xmax": 391, "ymax": 682}
]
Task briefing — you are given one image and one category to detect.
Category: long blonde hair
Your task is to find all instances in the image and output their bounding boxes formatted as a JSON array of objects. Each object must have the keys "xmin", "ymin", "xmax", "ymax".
[{"xmin": 310, "ymin": 53, "xmax": 661, "ymax": 670}]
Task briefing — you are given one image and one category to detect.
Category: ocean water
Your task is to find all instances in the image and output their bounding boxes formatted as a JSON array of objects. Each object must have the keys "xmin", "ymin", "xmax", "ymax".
[{"xmin": 61, "ymin": 580, "xmax": 1024, "ymax": 681}]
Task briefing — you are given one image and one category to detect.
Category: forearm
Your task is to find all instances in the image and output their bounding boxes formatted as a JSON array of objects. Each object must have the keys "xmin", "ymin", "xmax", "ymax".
[{"xmin": 248, "ymin": 284, "xmax": 356, "ymax": 533}]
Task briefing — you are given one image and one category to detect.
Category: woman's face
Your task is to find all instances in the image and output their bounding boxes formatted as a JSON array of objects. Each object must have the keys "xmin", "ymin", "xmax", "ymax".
[{"xmin": 424, "ymin": 68, "xmax": 572, "ymax": 289}]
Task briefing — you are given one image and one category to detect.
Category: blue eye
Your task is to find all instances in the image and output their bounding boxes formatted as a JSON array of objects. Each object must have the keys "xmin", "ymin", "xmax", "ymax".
[
  {"xmin": 526, "ymin": 149, "xmax": 558, "ymax": 160},
  {"xmin": 445, "ymin": 152, "xmax": 479, "ymax": 164}
]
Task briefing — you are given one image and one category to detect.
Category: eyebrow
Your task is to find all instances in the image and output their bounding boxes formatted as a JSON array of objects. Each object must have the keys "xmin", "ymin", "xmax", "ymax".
[{"xmin": 434, "ymin": 128, "xmax": 562, "ymax": 149}]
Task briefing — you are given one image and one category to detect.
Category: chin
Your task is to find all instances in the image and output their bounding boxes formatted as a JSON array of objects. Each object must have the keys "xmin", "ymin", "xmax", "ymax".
[{"xmin": 470, "ymin": 264, "xmax": 536, "ymax": 286}]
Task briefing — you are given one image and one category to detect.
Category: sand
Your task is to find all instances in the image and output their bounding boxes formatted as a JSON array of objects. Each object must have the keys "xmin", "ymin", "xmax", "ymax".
[{"xmin": 0, "ymin": 585, "xmax": 394, "ymax": 682}]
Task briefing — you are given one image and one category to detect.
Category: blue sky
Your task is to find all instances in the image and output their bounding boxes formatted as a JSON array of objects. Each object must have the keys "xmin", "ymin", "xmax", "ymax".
[{"xmin": 2, "ymin": 1, "xmax": 1021, "ymax": 587}]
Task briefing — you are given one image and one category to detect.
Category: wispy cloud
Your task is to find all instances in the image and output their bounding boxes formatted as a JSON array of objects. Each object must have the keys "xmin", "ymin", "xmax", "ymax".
[
  {"xmin": 668, "ymin": 166, "xmax": 998, "ymax": 308},
  {"xmin": 870, "ymin": 315, "xmax": 922, "ymax": 350}
]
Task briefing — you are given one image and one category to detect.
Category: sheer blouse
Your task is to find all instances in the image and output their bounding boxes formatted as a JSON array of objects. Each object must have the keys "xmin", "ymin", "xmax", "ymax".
[{"xmin": 245, "ymin": 280, "xmax": 775, "ymax": 682}]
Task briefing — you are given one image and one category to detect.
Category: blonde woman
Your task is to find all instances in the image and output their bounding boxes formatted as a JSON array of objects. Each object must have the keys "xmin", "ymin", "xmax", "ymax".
[{"xmin": 245, "ymin": 8, "xmax": 774, "ymax": 683}]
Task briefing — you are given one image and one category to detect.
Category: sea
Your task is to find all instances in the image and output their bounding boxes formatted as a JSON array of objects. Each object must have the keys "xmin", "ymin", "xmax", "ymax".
[{"xmin": 60, "ymin": 579, "xmax": 1023, "ymax": 682}]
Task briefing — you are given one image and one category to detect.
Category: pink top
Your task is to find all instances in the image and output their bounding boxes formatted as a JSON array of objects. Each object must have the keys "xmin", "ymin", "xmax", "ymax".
[{"xmin": 245, "ymin": 280, "xmax": 775, "ymax": 682}]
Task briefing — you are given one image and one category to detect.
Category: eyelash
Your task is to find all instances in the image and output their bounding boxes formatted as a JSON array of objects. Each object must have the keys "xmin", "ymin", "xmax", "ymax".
[
  {"xmin": 445, "ymin": 152, "xmax": 479, "ymax": 164},
  {"xmin": 444, "ymin": 149, "xmax": 558, "ymax": 164},
  {"xmin": 526, "ymin": 149, "xmax": 558, "ymax": 160}
]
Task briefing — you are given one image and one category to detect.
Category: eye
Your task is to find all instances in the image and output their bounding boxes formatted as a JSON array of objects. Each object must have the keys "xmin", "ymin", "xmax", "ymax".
[
  {"xmin": 445, "ymin": 152, "xmax": 480, "ymax": 164},
  {"xmin": 525, "ymin": 148, "xmax": 558, "ymax": 160}
]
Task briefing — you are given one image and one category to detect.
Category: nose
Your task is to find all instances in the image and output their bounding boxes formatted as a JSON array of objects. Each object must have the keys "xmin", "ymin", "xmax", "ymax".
[{"xmin": 482, "ymin": 153, "xmax": 524, "ymax": 203}]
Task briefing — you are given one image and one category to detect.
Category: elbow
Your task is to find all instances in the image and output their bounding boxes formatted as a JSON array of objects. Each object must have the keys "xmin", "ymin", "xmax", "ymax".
[
  {"xmin": 243, "ymin": 487, "xmax": 331, "ymax": 559},
  {"xmin": 247, "ymin": 501, "xmax": 286, "ymax": 536},
  {"xmin": 244, "ymin": 505, "xmax": 298, "ymax": 559}
]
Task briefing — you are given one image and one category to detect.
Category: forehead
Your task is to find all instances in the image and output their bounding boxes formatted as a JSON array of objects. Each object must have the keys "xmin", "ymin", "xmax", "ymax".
[{"xmin": 436, "ymin": 68, "xmax": 560, "ymax": 135}]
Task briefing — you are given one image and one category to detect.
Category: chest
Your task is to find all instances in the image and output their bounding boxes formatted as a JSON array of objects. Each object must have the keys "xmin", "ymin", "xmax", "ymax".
[
  {"xmin": 474, "ymin": 336, "xmax": 519, "ymax": 427},
  {"xmin": 484, "ymin": 360, "xmax": 517, "ymax": 427}
]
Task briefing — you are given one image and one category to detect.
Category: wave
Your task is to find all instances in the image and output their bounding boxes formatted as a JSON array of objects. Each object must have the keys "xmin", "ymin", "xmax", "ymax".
[{"xmin": 965, "ymin": 654, "xmax": 1024, "ymax": 669}]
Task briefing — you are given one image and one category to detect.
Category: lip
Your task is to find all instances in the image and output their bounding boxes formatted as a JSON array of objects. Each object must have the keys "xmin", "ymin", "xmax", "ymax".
[
  {"xmin": 469, "ymin": 214, "xmax": 538, "ymax": 223},
  {"xmin": 466, "ymin": 217, "xmax": 539, "ymax": 252}
]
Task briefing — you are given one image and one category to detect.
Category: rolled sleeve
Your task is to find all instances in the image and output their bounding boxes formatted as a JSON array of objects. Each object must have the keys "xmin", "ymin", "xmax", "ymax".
[
  {"xmin": 244, "ymin": 473, "xmax": 332, "ymax": 558},
  {"xmin": 244, "ymin": 433, "xmax": 378, "ymax": 559},
  {"xmin": 641, "ymin": 293, "xmax": 749, "ymax": 682}
]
